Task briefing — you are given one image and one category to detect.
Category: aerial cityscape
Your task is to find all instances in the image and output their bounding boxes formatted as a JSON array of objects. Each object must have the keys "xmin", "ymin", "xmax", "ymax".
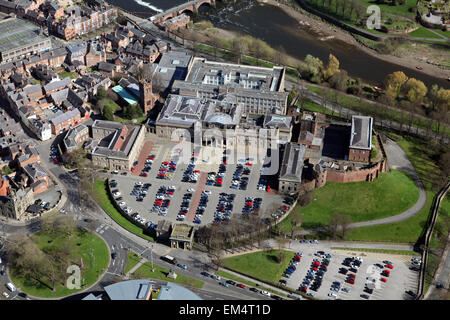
[{"xmin": 0, "ymin": 0, "xmax": 448, "ymax": 307}]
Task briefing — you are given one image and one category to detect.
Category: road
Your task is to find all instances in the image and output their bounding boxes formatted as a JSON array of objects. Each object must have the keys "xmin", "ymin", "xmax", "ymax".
[{"xmin": 0, "ymin": 135, "xmax": 273, "ymax": 300}]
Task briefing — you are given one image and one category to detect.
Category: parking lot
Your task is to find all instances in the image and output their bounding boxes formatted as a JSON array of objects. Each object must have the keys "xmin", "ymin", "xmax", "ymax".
[
  {"xmin": 281, "ymin": 244, "xmax": 420, "ymax": 300},
  {"xmin": 109, "ymin": 140, "xmax": 283, "ymax": 227}
]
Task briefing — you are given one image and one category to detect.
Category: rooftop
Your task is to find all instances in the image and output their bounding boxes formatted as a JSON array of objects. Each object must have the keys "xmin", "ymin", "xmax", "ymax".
[
  {"xmin": 170, "ymin": 223, "xmax": 194, "ymax": 241},
  {"xmin": 0, "ymin": 18, "xmax": 50, "ymax": 54},
  {"xmin": 279, "ymin": 143, "xmax": 306, "ymax": 182},
  {"xmin": 158, "ymin": 283, "xmax": 202, "ymax": 300},
  {"xmin": 349, "ymin": 116, "xmax": 373, "ymax": 150},
  {"xmin": 104, "ymin": 279, "xmax": 152, "ymax": 300}
]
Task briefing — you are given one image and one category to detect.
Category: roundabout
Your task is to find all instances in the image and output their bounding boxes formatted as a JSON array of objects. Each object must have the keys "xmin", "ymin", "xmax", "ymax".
[{"xmin": 7, "ymin": 218, "xmax": 110, "ymax": 299}]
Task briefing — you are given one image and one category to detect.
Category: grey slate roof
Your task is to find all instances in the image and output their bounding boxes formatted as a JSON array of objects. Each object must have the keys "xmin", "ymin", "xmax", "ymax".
[
  {"xmin": 44, "ymin": 77, "xmax": 72, "ymax": 92},
  {"xmin": 279, "ymin": 143, "xmax": 306, "ymax": 182},
  {"xmin": 349, "ymin": 115, "xmax": 373, "ymax": 150}
]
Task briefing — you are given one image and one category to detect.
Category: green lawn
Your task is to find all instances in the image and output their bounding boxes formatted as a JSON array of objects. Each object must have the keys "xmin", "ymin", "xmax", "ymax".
[
  {"xmin": 132, "ymin": 262, "xmax": 204, "ymax": 289},
  {"xmin": 359, "ymin": 0, "xmax": 417, "ymax": 16},
  {"xmin": 394, "ymin": 136, "xmax": 442, "ymax": 190},
  {"xmin": 342, "ymin": 190, "xmax": 434, "ymax": 243},
  {"xmin": 59, "ymin": 71, "xmax": 77, "ymax": 79},
  {"xmin": 10, "ymin": 228, "xmax": 109, "ymax": 298},
  {"xmin": 300, "ymin": 170, "xmax": 420, "ymax": 228},
  {"xmin": 221, "ymin": 250, "xmax": 293, "ymax": 283},
  {"xmin": 408, "ymin": 27, "xmax": 444, "ymax": 39},
  {"xmin": 124, "ymin": 251, "xmax": 142, "ymax": 275},
  {"xmin": 92, "ymin": 179, "xmax": 155, "ymax": 242}
]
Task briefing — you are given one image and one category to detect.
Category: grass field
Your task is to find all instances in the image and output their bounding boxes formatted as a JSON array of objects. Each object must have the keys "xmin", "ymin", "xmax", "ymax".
[
  {"xmin": 92, "ymin": 179, "xmax": 155, "ymax": 242},
  {"xmin": 359, "ymin": 0, "xmax": 417, "ymax": 16},
  {"xmin": 124, "ymin": 251, "xmax": 142, "ymax": 275},
  {"xmin": 343, "ymin": 190, "xmax": 433, "ymax": 243},
  {"xmin": 221, "ymin": 250, "xmax": 293, "ymax": 284},
  {"xmin": 132, "ymin": 262, "xmax": 204, "ymax": 289},
  {"xmin": 300, "ymin": 170, "xmax": 420, "ymax": 228},
  {"xmin": 10, "ymin": 228, "xmax": 109, "ymax": 298},
  {"xmin": 408, "ymin": 27, "xmax": 444, "ymax": 39}
]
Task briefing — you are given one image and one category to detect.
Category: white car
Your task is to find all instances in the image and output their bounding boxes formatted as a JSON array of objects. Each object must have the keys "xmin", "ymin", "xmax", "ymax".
[
  {"xmin": 112, "ymin": 170, "xmax": 119, "ymax": 174},
  {"xmin": 260, "ymin": 290, "xmax": 271, "ymax": 297},
  {"xmin": 187, "ymin": 188, "xmax": 195, "ymax": 192},
  {"xmin": 203, "ymin": 190, "xmax": 212, "ymax": 195},
  {"xmin": 119, "ymin": 201, "xmax": 126, "ymax": 207},
  {"xmin": 328, "ymin": 293, "xmax": 337, "ymax": 299},
  {"xmin": 2, "ymin": 292, "xmax": 9, "ymax": 299},
  {"xmin": 135, "ymin": 181, "xmax": 143, "ymax": 186},
  {"xmin": 113, "ymin": 192, "xmax": 121, "ymax": 197}
]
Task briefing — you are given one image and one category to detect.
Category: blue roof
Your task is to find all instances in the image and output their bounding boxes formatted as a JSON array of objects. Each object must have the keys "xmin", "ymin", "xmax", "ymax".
[
  {"xmin": 158, "ymin": 283, "xmax": 202, "ymax": 300},
  {"xmin": 112, "ymin": 85, "xmax": 139, "ymax": 105}
]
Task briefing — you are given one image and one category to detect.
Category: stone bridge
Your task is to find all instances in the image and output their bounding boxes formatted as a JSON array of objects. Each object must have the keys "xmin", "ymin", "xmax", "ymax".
[{"xmin": 151, "ymin": 0, "xmax": 219, "ymax": 24}]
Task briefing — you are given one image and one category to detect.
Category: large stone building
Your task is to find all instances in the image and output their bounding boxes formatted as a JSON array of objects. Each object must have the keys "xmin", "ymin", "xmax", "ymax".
[
  {"xmin": 348, "ymin": 115, "xmax": 373, "ymax": 163},
  {"xmin": 0, "ymin": 16, "xmax": 52, "ymax": 63},
  {"xmin": 0, "ymin": 182, "xmax": 34, "ymax": 220},
  {"xmin": 154, "ymin": 94, "xmax": 293, "ymax": 150},
  {"xmin": 278, "ymin": 143, "xmax": 306, "ymax": 195},
  {"xmin": 90, "ymin": 120, "xmax": 146, "ymax": 171},
  {"xmin": 172, "ymin": 58, "xmax": 288, "ymax": 115}
]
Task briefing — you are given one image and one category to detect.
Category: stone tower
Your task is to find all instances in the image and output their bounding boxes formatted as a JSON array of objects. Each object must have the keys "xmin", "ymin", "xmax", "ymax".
[{"xmin": 139, "ymin": 80, "xmax": 154, "ymax": 114}]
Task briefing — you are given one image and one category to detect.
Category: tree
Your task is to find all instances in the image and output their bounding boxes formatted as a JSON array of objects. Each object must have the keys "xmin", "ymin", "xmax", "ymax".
[
  {"xmin": 402, "ymin": 78, "xmax": 428, "ymax": 104},
  {"xmin": 231, "ymin": 37, "xmax": 245, "ymax": 64},
  {"xmin": 328, "ymin": 213, "xmax": 340, "ymax": 239},
  {"xmin": 323, "ymin": 54, "xmax": 340, "ymax": 81},
  {"xmin": 102, "ymin": 103, "xmax": 115, "ymax": 121},
  {"xmin": 384, "ymin": 71, "xmax": 408, "ymax": 101},
  {"xmin": 329, "ymin": 70, "xmax": 349, "ymax": 91},
  {"xmin": 300, "ymin": 54, "xmax": 324, "ymax": 83},
  {"xmin": 340, "ymin": 214, "xmax": 352, "ymax": 238}
]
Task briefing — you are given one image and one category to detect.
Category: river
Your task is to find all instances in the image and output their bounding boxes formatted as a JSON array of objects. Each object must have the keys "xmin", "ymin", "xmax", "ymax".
[{"xmin": 107, "ymin": 0, "xmax": 449, "ymax": 87}]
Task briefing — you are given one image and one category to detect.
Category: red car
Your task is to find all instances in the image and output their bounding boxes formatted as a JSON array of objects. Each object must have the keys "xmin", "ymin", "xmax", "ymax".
[
  {"xmin": 348, "ymin": 273, "xmax": 356, "ymax": 279},
  {"xmin": 282, "ymin": 205, "xmax": 290, "ymax": 210},
  {"xmin": 222, "ymin": 161, "xmax": 227, "ymax": 165},
  {"xmin": 347, "ymin": 279, "xmax": 355, "ymax": 284},
  {"xmin": 194, "ymin": 170, "xmax": 200, "ymax": 173},
  {"xmin": 162, "ymin": 161, "xmax": 169, "ymax": 165},
  {"xmin": 131, "ymin": 166, "xmax": 136, "ymax": 172},
  {"xmin": 266, "ymin": 186, "xmax": 271, "ymax": 192},
  {"xmin": 140, "ymin": 172, "xmax": 148, "ymax": 177},
  {"xmin": 237, "ymin": 283, "xmax": 246, "ymax": 289},
  {"xmin": 245, "ymin": 162, "xmax": 253, "ymax": 166},
  {"xmin": 299, "ymin": 286, "xmax": 307, "ymax": 293},
  {"xmin": 380, "ymin": 278, "xmax": 387, "ymax": 282},
  {"xmin": 381, "ymin": 270, "xmax": 390, "ymax": 277},
  {"xmin": 385, "ymin": 264, "xmax": 393, "ymax": 269}
]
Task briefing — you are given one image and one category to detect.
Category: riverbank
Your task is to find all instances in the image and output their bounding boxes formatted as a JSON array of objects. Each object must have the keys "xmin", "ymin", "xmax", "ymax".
[{"xmin": 257, "ymin": 0, "xmax": 450, "ymax": 81}]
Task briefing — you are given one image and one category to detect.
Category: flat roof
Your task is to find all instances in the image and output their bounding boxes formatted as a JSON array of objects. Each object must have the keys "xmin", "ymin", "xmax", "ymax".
[{"xmin": 170, "ymin": 223, "xmax": 194, "ymax": 241}]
